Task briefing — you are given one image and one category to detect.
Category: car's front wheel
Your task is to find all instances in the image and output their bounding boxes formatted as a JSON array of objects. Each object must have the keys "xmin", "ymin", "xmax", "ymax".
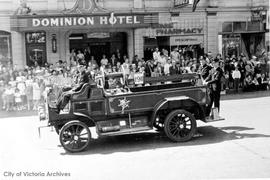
[{"xmin": 59, "ymin": 120, "xmax": 91, "ymax": 153}]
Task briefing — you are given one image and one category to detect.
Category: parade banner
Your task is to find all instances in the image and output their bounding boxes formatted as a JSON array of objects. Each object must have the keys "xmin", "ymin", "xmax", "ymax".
[{"xmin": 133, "ymin": 73, "xmax": 144, "ymax": 85}]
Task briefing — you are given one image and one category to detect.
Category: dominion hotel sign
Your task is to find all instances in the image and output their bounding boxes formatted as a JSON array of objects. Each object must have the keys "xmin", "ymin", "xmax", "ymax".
[{"xmin": 11, "ymin": 13, "xmax": 159, "ymax": 30}]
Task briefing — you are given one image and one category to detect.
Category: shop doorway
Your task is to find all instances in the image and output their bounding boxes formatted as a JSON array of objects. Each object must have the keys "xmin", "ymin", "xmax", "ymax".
[
  {"xmin": 241, "ymin": 33, "xmax": 265, "ymax": 58},
  {"xmin": 144, "ymin": 36, "xmax": 204, "ymax": 60},
  {"xmin": 69, "ymin": 32, "xmax": 127, "ymax": 64},
  {"xmin": 25, "ymin": 31, "xmax": 47, "ymax": 67}
]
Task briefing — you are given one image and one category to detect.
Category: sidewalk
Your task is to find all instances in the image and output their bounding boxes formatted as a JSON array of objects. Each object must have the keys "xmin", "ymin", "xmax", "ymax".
[
  {"xmin": 221, "ymin": 90, "xmax": 270, "ymax": 100},
  {"xmin": 0, "ymin": 110, "xmax": 37, "ymax": 119}
]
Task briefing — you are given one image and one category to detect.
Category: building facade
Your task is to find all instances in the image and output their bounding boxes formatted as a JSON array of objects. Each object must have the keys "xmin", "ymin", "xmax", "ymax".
[{"xmin": 0, "ymin": 0, "xmax": 269, "ymax": 68}]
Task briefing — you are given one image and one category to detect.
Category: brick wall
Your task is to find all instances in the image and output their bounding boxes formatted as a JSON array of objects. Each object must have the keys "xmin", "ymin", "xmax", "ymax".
[{"xmin": 11, "ymin": 31, "xmax": 25, "ymax": 67}]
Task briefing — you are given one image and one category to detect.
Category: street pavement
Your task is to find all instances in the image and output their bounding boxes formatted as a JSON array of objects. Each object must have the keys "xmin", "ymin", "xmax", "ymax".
[{"xmin": 0, "ymin": 95, "xmax": 270, "ymax": 180}]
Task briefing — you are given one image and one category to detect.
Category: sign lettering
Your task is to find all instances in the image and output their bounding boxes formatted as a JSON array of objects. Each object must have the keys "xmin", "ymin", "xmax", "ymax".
[
  {"xmin": 156, "ymin": 28, "xmax": 203, "ymax": 36},
  {"xmin": 31, "ymin": 13, "xmax": 143, "ymax": 28},
  {"xmin": 134, "ymin": 73, "xmax": 144, "ymax": 85},
  {"xmin": 170, "ymin": 35, "xmax": 204, "ymax": 46}
]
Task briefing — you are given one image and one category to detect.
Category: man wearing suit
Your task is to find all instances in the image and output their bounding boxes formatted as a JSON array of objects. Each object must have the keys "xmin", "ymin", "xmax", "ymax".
[
  {"xmin": 56, "ymin": 67, "xmax": 89, "ymax": 113},
  {"xmin": 204, "ymin": 58, "xmax": 224, "ymax": 115},
  {"xmin": 170, "ymin": 61, "xmax": 182, "ymax": 75},
  {"xmin": 200, "ymin": 57, "xmax": 212, "ymax": 80},
  {"xmin": 109, "ymin": 54, "xmax": 119, "ymax": 67}
]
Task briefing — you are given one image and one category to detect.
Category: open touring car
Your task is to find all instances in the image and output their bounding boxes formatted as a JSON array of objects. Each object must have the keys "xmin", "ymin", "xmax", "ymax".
[{"xmin": 39, "ymin": 72, "xmax": 224, "ymax": 152}]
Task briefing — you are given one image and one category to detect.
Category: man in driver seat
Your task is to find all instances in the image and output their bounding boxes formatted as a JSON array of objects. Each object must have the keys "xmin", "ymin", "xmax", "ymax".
[{"xmin": 56, "ymin": 66, "xmax": 90, "ymax": 113}]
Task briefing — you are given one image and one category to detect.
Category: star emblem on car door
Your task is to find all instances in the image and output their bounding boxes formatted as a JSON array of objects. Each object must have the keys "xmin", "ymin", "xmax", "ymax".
[{"xmin": 118, "ymin": 97, "xmax": 130, "ymax": 114}]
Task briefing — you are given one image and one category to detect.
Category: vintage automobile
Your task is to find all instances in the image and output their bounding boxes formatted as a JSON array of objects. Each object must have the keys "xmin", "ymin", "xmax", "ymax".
[{"xmin": 39, "ymin": 72, "xmax": 224, "ymax": 152}]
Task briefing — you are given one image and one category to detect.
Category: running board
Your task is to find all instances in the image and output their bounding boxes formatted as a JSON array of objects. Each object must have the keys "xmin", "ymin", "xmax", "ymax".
[{"xmin": 99, "ymin": 127, "xmax": 152, "ymax": 136}]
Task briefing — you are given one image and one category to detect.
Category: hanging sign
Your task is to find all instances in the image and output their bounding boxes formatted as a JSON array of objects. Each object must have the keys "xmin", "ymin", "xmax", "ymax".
[
  {"xmin": 156, "ymin": 27, "xmax": 203, "ymax": 36},
  {"xmin": 170, "ymin": 35, "xmax": 204, "ymax": 46},
  {"xmin": 11, "ymin": 12, "xmax": 159, "ymax": 31}
]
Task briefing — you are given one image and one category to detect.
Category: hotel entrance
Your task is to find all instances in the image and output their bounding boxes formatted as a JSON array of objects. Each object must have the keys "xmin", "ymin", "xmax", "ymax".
[{"xmin": 69, "ymin": 32, "xmax": 127, "ymax": 63}]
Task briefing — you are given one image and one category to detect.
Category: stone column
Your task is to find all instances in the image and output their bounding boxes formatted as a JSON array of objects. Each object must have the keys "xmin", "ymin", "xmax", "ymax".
[
  {"xmin": 127, "ymin": 30, "xmax": 134, "ymax": 59},
  {"xmin": 11, "ymin": 31, "xmax": 25, "ymax": 68},
  {"xmin": 206, "ymin": 13, "xmax": 218, "ymax": 55},
  {"xmin": 134, "ymin": 28, "xmax": 145, "ymax": 59}
]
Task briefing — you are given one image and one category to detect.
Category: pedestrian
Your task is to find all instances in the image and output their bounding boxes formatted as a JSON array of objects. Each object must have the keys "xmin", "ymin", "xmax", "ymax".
[
  {"xmin": 204, "ymin": 58, "xmax": 224, "ymax": 115},
  {"xmin": 32, "ymin": 78, "xmax": 41, "ymax": 110},
  {"xmin": 199, "ymin": 58, "xmax": 212, "ymax": 81},
  {"xmin": 4, "ymin": 84, "xmax": 14, "ymax": 111},
  {"xmin": 170, "ymin": 47, "xmax": 180, "ymax": 64},
  {"xmin": 25, "ymin": 75, "xmax": 33, "ymax": 110},
  {"xmin": 153, "ymin": 47, "xmax": 160, "ymax": 63},
  {"xmin": 100, "ymin": 54, "xmax": 108, "ymax": 66},
  {"xmin": 76, "ymin": 50, "xmax": 85, "ymax": 64},
  {"xmin": 164, "ymin": 58, "xmax": 172, "ymax": 76},
  {"xmin": 14, "ymin": 88, "xmax": 22, "ymax": 110},
  {"xmin": 232, "ymin": 66, "xmax": 241, "ymax": 92}
]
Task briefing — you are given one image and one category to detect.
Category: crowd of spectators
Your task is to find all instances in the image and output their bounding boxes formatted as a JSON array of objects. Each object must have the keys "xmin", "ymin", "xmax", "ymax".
[{"xmin": 0, "ymin": 47, "xmax": 269, "ymax": 112}]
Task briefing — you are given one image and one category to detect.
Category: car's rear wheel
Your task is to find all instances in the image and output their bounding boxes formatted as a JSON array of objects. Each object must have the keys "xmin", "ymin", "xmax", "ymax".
[
  {"xmin": 164, "ymin": 109, "xmax": 197, "ymax": 142},
  {"xmin": 59, "ymin": 121, "xmax": 91, "ymax": 153}
]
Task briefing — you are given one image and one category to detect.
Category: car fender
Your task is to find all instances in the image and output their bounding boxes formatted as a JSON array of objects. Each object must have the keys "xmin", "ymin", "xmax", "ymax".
[
  {"xmin": 150, "ymin": 96, "xmax": 205, "ymax": 126},
  {"xmin": 73, "ymin": 112, "xmax": 96, "ymax": 127}
]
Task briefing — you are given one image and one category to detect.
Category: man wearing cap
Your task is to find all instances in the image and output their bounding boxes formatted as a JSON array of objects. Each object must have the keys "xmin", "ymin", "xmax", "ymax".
[
  {"xmin": 199, "ymin": 57, "xmax": 212, "ymax": 80},
  {"xmin": 204, "ymin": 58, "xmax": 224, "ymax": 115},
  {"xmin": 56, "ymin": 66, "xmax": 89, "ymax": 113}
]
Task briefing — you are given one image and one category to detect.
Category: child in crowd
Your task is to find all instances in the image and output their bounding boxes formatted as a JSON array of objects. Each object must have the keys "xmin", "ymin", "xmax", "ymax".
[
  {"xmin": 32, "ymin": 78, "xmax": 41, "ymax": 110},
  {"xmin": 14, "ymin": 88, "xmax": 22, "ymax": 110},
  {"xmin": 232, "ymin": 66, "xmax": 241, "ymax": 92},
  {"xmin": 25, "ymin": 75, "xmax": 33, "ymax": 110},
  {"xmin": 4, "ymin": 84, "xmax": 14, "ymax": 111}
]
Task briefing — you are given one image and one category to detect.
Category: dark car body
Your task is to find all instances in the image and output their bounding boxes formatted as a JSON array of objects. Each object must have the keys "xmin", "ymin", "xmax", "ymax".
[{"xmin": 39, "ymin": 73, "xmax": 224, "ymax": 152}]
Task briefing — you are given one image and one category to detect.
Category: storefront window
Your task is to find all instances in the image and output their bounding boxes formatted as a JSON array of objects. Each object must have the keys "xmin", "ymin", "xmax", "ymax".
[
  {"xmin": 222, "ymin": 34, "xmax": 241, "ymax": 57},
  {"xmin": 25, "ymin": 31, "xmax": 47, "ymax": 67},
  {"xmin": 233, "ymin": 22, "xmax": 246, "ymax": 32},
  {"xmin": 222, "ymin": 22, "xmax": 233, "ymax": 33},
  {"xmin": 247, "ymin": 21, "xmax": 262, "ymax": 32},
  {"xmin": 0, "ymin": 31, "xmax": 12, "ymax": 65},
  {"xmin": 143, "ymin": 37, "xmax": 158, "ymax": 60}
]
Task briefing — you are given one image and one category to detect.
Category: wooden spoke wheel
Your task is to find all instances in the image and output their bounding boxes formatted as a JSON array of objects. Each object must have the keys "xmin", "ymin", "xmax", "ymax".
[
  {"xmin": 164, "ymin": 110, "xmax": 197, "ymax": 142},
  {"xmin": 59, "ymin": 121, "xmax": 91, "ymax": 153}
]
